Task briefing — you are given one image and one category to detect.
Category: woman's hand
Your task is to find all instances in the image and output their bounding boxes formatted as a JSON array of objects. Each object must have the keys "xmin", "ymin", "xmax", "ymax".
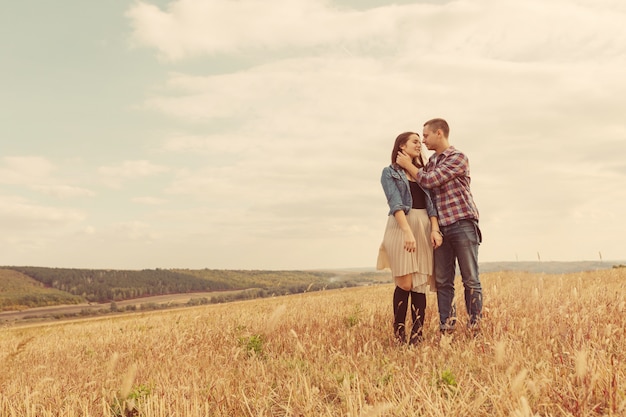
[
  {"xmin": 404, "ymin": 230, "xmax": 417, "ymax": 252},
  {"xmin": 431, "ymin": 230, "xmax": 443, "ymax": 249}
]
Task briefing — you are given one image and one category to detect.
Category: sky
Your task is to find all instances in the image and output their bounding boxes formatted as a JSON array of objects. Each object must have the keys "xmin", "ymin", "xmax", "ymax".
[{"xmin": 1, "ymin": 0, "xmax": 625, "ymax": 271}]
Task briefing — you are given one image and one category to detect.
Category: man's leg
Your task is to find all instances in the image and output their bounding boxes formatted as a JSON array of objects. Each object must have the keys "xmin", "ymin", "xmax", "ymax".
[
  {"xmin": 434, "ymin": 237, "xmax": 456, "ymax": 331},
  {"xmin": 454, "ymin": 220, "xmax": 483, "ymax": 327}
]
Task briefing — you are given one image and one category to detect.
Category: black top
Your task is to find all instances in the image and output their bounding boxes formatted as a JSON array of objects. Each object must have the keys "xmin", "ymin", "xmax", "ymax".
[{"xmin": 409, "ymin": 181, "xmax": 426, "ymax": 209}]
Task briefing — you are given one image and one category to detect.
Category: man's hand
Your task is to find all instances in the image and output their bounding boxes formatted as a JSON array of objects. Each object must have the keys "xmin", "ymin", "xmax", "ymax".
[
  {"xmin": 431, "ymin": 230, "xmax": 443, "ymax": 249},
  {"xmin": 396, "ymin": 150, "xmax": 412, "ymax": 170}
]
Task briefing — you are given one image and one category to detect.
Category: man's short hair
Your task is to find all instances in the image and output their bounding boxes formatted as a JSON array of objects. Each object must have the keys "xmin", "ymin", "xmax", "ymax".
[{"xmin": 424, "ymin": 118, "xmax": 450, "ymax": 138}]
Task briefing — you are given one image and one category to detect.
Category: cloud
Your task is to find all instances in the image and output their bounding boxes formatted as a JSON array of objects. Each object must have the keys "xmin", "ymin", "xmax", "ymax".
[
  {"xmin": 98, "ymin": 160, "xmax": 170, "ymax": 188},
  {"xmin": 126, "ymin": 0, "xmax": 626, "ymax": 64},
  {"xmin": 132, "ymin": 196, "xmax": 168, "ymax": 205},
  {"xmin": 32, "ymin": 185, "xmax": 96, "ymax": 198},
  {"xmin": 161, "ymin": 134, "xmax": 237, "ymax": 153},
  {"xmin": 126, "ymin": 0, "xmax": 397, "ymax": 60},
  {"xmin": 0, "ymin": 156, "xmax": 56, "ymax": 185},
  {"xmin": 113, "ymin": 221, "xmax": 161, "ymax": 241},
  {"xmin": 0, "ymin": 156, "xmax": 96, "ymax": 199},
  {"xmin": 0, "ymin": 196, "xmax": 85, "ymax": 232}
]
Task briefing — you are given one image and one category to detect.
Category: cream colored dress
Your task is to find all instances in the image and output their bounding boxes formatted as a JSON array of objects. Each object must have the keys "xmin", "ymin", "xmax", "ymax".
[{"xmin": 377, "ymin": 208, "xmax": 436, "ymax": 293}]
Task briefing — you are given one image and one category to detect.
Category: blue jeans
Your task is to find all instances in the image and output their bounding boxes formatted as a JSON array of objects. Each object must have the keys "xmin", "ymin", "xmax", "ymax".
[{"xmin": 435, "ymin": 219, "xmax": 483, "ymax": 330}]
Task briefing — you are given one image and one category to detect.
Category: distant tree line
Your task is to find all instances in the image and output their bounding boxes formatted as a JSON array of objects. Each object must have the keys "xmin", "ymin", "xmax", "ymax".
[
  {"xmin": 173, "ymin": 269, "xmax": 337, "ymax": 290},
  {"xmin": 4, "ymin": 267, "xmax": 355, "ymax": 304},
  {"xmin": 6, "ymin": 267, "xmax": 232, "ymax": 303}
]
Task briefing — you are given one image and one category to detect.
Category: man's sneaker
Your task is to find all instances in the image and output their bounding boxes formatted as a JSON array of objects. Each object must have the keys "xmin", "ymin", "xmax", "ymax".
[{"xmin": 468, "ymin": 323, "xmax": 481, "ymax": 338}]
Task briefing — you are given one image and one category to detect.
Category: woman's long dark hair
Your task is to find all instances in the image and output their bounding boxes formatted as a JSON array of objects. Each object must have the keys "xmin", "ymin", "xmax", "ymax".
[{"xmin": 390, "ymin": 132, "xmax": 426, "ymax": 168}]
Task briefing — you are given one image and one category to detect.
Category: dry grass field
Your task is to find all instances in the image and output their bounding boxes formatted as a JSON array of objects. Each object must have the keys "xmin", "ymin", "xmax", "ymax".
[{"xmin": 1, "ymin": 269, "xmax": 625, "ymax": 416}]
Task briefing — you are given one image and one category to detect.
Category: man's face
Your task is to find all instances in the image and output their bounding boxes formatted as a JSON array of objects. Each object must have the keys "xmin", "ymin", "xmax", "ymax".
[{"xmin": 421, "ymin": 125, "xmax": 438, "ymax": 150}]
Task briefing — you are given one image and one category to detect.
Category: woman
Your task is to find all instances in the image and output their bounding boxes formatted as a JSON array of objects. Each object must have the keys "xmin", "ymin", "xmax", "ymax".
[{"xmin": 377, "ymin": 132, "xmax": 442, "ymax": 345}]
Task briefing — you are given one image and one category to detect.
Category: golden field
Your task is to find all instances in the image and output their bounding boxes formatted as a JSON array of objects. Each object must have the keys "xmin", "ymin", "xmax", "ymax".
[{"xmin": 1, "ymin": 269, "xmax": 625, "ymax": 417}]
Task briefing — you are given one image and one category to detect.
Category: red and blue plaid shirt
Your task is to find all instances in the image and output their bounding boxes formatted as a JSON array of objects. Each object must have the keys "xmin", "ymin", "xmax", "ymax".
[{"xmin": 416, "ymin": 146, "xmax": 479, "ymax": 227}]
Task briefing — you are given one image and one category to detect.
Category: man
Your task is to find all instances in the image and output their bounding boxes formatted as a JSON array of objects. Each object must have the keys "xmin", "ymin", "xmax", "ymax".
[{"xmin": 396, "ymin": 118, "xmax": 482, "ymax": 333}]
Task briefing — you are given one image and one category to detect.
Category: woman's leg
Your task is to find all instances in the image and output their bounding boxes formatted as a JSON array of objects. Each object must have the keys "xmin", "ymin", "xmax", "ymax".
[
  {"xmin": 393, "ymin": 274, "xmax": 412, "ymax": 344},
  {"xmin": 410, "ymin": 291, "xmax": 426, "ymax": 345}
]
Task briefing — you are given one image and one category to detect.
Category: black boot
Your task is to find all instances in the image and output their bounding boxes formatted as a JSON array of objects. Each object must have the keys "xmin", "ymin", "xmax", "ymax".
[
  {"xmin": 409, "ymin": 291, "xmax": 426, "ymax": 346},
  {"xmin": 393, "ymin": 286, "xmax": 410, "ymax": 345}
]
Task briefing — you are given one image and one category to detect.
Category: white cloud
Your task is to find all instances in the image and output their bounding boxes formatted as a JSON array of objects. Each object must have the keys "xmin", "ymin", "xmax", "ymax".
[
  {"xmin": 32, "ymin": 185, "xmax": 96, "ymax": 198},
  {"xmin": 0, "ymin": 156, "xmax": 96, "ymax": 199},
  {"xmin": 99, "ymin": 160, "xmax": 170, "ymax": 177},
  {"xmin": 0, "ymin": 156, "xmax": 55, "ymax": 184},
  {"xmin": 126, "ymin": 0, "xmax": 626, "ymax": 64},
  {"xmin": 98, "ymin": 160, "xmax": 170, "ymax": 188},
  {"xmin": 161, "ymin": 134, "xmax": 237, "ymax": 153},
  {"xmin": 113, "ymin": 221, "xmax": 161, "ymax": 241},
  {"xmin": 132, "ymin": 196, "xmax": 168, "ymax": 205},
  {"xmin": 0, "ymin": 196, "xmax": 85, "ymax": 231},
  {"xmin": 126, "ymin": 0, "xmax": 397, "ymax": 60}
]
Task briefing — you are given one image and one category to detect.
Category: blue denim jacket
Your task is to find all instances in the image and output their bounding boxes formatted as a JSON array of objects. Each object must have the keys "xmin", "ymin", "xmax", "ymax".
[{"xmin": 381, "ymin": 164, "xmax": 437, "ymax": 218}]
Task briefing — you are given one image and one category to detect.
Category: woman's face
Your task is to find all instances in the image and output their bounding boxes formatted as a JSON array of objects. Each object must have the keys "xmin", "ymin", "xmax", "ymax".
[{"xmin": 400, "ymin": 134, "xmax": 421, "ymax": 158}]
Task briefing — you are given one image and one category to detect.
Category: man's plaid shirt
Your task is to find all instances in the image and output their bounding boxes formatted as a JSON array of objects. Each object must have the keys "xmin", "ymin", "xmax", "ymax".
[{"xmin": 416, "ymin": 146, "xmax": 479, "ymax": 227}]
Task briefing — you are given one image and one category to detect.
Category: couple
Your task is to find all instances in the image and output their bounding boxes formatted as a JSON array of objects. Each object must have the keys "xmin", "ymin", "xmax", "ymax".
[{"xmin": 377, "ymin": 118, "xmax": 483, "ymax": 345}]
